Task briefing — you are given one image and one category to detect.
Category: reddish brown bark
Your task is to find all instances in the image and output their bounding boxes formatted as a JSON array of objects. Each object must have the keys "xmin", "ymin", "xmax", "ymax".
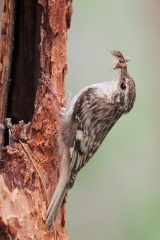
[
  {"xmin": 0, "ymin": 0, "xmax": 72, "ymax": 239},
  {"xmin": 0, "ymin": 0, "xmax": 15, "ymax": 153}
]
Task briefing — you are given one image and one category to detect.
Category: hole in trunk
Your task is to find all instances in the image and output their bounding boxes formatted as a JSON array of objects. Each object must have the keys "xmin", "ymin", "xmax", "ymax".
[{"xmin": 7, "ymin": 0, "xmax": 41, "ymax": 124}]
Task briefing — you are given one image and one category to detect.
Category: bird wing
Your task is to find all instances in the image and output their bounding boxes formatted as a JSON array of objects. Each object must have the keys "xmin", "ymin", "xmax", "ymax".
[{"xmin": 69, "ymin": 87, "xmax": 109, "ymax": 187}]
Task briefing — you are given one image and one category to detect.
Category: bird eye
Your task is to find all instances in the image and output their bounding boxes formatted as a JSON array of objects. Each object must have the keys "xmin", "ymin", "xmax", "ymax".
[{"xmin": 120, "ymin": 83, "xmax": 126, "ymax": 90}]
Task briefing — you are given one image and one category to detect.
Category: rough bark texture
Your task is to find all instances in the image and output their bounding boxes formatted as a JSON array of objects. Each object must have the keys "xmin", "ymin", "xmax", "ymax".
[
  {"xmin": 0, "ymin": 0, "xmax": 15, "ymax": 155},
  {"xmin": 0, "ymin": 0, "xmax": 72, "ymax": 239}
]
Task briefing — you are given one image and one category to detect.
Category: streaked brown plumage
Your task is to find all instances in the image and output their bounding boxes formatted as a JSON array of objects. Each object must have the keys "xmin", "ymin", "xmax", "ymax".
[{"xmin": 46, "ymin": 51, "xmax": 136, "ymax": 229}]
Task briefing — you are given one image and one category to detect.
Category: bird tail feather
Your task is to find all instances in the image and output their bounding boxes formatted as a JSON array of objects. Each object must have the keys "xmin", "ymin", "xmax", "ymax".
[{"xmin": 46, "ymin": 148, "xmax": 69, "ymax": 229}]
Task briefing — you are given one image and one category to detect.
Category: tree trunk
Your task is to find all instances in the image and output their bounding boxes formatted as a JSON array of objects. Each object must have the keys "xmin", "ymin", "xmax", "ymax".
[{"xmin": 0, "ymin": 0, "xmax": 72, "ymax": 239}]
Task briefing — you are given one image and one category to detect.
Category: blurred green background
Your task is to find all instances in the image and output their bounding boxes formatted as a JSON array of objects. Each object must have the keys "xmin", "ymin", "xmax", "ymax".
[{"xmin": 66, "ymin": 1, "xmax": 160, "ymax": 239}]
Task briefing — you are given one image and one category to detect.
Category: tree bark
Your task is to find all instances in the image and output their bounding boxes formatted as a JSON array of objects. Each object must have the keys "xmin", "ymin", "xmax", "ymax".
[
  {"xmin": 0, "ymin": 0, "xmax": 72, "ymax": 239},
  {"xmin": 0, "ymin": 0, "xmax": 15, "ymax": 155}
]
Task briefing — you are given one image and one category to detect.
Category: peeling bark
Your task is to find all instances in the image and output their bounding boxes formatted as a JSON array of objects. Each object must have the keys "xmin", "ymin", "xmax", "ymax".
[
  {"xmin": 0, "ymin": 0, "xmax": 72, "ymax": 239},
  {"xmin": 0, "ymin": 0, "xmax": 15, "ymax": 155}
]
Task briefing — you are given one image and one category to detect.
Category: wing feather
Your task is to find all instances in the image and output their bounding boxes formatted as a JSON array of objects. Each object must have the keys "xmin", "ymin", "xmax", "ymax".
[{"xmin": 69, "ymin": 88, "xmax": 110, "ymax": 187}]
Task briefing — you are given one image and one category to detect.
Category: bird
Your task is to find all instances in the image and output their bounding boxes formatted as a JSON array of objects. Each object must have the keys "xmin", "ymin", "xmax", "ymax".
[{"xmin": 45, "ymin": 50, "xmax": 136, "ymax": 229}]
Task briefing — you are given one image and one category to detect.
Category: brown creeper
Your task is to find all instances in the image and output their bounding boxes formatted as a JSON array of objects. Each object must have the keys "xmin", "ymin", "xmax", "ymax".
[{"xmin": 45, "ymin": 51, "xmax": 136, "ymax": 229}]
